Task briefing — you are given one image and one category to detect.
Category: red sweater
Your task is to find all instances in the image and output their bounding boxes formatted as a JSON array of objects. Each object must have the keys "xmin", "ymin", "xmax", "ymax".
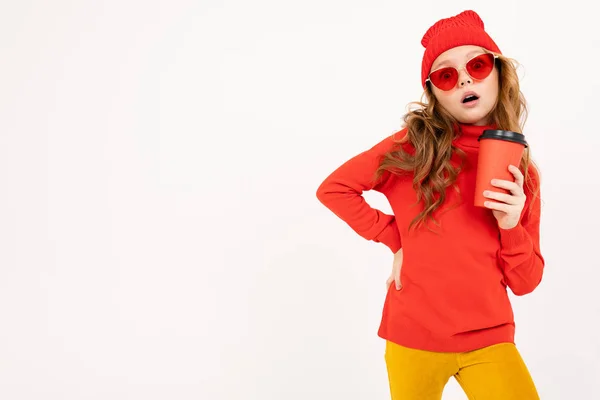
[{"xmin": 316, "ymin": 123, "xmax": 544, "ymax": 352}]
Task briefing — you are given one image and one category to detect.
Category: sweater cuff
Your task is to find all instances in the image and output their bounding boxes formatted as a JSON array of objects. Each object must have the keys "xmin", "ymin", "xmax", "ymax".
[
  {"xmin": 376, "ymin": 222, "xmax": 402, "ymax": 253},
  {"xmin": 499, "ymin": 223, "xmax": 531, "ymax": 252}
]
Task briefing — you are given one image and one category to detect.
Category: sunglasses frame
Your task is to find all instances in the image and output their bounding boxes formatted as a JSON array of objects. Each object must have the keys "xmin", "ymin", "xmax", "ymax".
[{"xmin": 426, "ymin": 52, "xmax": 499, "ymax": 91}]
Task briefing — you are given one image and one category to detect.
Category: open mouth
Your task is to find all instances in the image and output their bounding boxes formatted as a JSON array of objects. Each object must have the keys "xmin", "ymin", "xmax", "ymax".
[{"xmin": 462, "ymin": 94, "xmax": 479, "ymax": 103}]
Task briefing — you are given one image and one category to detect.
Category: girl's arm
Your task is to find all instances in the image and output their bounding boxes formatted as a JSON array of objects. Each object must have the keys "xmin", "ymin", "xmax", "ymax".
[
  {"xmin": 498, "ymin": 167, "xmax": 545, "ymax": 295},
  {"xmin": 316, "ymin": 132, "xmax": 404, "ymax": 253}
]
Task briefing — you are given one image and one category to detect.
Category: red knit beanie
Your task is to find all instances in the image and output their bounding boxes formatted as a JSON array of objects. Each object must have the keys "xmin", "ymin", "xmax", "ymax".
[{"xmin": 421, "ymin": 10, "xmax": 502, "ymax": 88}]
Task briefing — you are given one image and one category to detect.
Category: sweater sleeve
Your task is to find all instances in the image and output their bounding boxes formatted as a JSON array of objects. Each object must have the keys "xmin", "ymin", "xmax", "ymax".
[
  {"xmin": 498, "ymin": 166, "xmax": 545, "ymax": 296},
  {"xmin": 316, "ymin": 132, "xmax": 403, "ymax": 253}
]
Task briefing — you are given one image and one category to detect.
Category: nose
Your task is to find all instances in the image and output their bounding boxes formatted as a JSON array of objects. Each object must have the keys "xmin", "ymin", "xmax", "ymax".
[{"xmin": 458, "ymin": 68, "xmax": 472, "ymax": 87}]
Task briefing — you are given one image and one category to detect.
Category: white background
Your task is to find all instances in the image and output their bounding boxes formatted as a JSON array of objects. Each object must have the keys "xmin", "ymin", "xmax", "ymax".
[{"xmin": 1, "ymin": 1, "xmax": 598, "ymax": 399}]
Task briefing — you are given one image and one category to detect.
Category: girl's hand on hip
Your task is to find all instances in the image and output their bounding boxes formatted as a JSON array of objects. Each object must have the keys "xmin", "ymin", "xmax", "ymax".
[
  {"xmin": 483, "ymin": 164, "xmax": 526, "ymax": 230},
  {"xmin": 386, "ymin": 248, "xmax": 403, "ymax": 291}
]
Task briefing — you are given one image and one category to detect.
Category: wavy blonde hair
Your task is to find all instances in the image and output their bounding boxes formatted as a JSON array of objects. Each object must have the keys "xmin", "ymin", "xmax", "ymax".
[{"xmin": 375, "ymin": 52, "xmax": 540, "ymax": 231}]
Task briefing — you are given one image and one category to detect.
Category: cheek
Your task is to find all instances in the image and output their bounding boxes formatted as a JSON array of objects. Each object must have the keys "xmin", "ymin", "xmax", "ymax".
[
  {"xmin": 487, "ymin": 85, "xmax": 499, "ymax": 106},
  {"xmin": 479, "ymin": 79, "xmax": 499, "ymax": 105},
  {"xmin": 485, "ymin": 72, "xmax": 500, "ymax": 97},
  {"xmin": 434, "ymin": 89, "xmax": 458, "ymax": 109}
]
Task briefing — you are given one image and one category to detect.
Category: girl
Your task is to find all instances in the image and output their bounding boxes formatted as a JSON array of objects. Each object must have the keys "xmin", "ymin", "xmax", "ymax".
[{"xmin": 316, "ymin": 10, "xmax": 544, "ymax": 400}]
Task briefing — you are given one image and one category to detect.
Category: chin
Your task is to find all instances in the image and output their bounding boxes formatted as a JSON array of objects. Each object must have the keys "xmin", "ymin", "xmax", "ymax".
[
  {"xmin": 456, "ymin": 110, "xmax": 492, "ymax": 125},
  {"xmin": 457, "ymin": 116, "xmax": 484, "ymax": 125}
]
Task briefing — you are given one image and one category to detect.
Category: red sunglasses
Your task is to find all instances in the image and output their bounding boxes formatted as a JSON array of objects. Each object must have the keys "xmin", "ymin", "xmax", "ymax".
[{"xmin": 426, "ymin": 53, "xmax": 498, "ymax": 91}]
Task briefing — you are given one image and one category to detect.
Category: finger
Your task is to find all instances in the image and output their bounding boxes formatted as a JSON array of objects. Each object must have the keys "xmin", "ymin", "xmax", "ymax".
[
  {"xmin": 386, "ymin": 276, "xmax": 392, "ymax": 289},
  {"xmin": 483, "ymin": 190, "xmax": 520, "ymax": 205},
  {"xmin": 395, "ymin": 270, "xmax": 402, "ymax": 290},
  {"xmin": 484, "ymin": 200, "xmax": 512, "ymax": 213},
  {"xmin": 508, "ymin": 165, "xmax": 525, "ymax": 187},
  {"xmin": 491, "ymin": 179, "xmax": 523, "ymax": 196},
  {"xmin": 508, "ymin": 165, "xmax": 524, "ymax": 189}
]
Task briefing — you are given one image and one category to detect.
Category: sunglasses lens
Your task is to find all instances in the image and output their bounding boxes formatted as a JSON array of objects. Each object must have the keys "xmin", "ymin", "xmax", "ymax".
[
  {"xmin": 429, "ymin": 67, "xmax": 458, "ymax": 91},
  {"xmin": 466, "ymin": 54, "xmax": 495, "ymax": 80}
]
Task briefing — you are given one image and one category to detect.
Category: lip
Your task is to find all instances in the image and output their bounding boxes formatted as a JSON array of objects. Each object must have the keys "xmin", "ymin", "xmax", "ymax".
[
  {"xmin": 462, "ymin": 98, "xmax": 480, "ymax": 108},
  {"xmin": 461, "ymin": 91, "xmax": 480, "ymax": 103}
]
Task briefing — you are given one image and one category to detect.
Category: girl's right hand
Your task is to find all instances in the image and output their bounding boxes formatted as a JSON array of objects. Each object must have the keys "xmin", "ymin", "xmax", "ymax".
[{"xmin": 386, "ymin": 248, "xmax": 403, "ymax": 290}]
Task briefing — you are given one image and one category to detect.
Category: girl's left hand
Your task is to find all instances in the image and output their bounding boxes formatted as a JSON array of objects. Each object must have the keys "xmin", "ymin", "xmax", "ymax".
[{"xmin": 483, "ymin": 165, "xmax": 526, "ymax": 230}]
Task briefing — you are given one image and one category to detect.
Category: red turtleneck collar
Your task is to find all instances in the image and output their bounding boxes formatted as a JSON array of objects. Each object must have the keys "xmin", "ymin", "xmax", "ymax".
[{"xmin": 454, "ymin": 122, "xmax": 497, "ymax": 148}]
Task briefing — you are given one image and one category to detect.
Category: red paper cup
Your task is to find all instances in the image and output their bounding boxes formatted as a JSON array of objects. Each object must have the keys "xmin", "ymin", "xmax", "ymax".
[{"xmin": 474, "ymin": 130, "xmax": 528, "ymax": 207}]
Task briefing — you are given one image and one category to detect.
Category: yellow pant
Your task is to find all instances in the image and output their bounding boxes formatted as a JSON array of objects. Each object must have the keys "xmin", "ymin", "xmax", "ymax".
[{"xmin": 385, "ymin": 341, "xmax": 539, "ymax": 399}]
